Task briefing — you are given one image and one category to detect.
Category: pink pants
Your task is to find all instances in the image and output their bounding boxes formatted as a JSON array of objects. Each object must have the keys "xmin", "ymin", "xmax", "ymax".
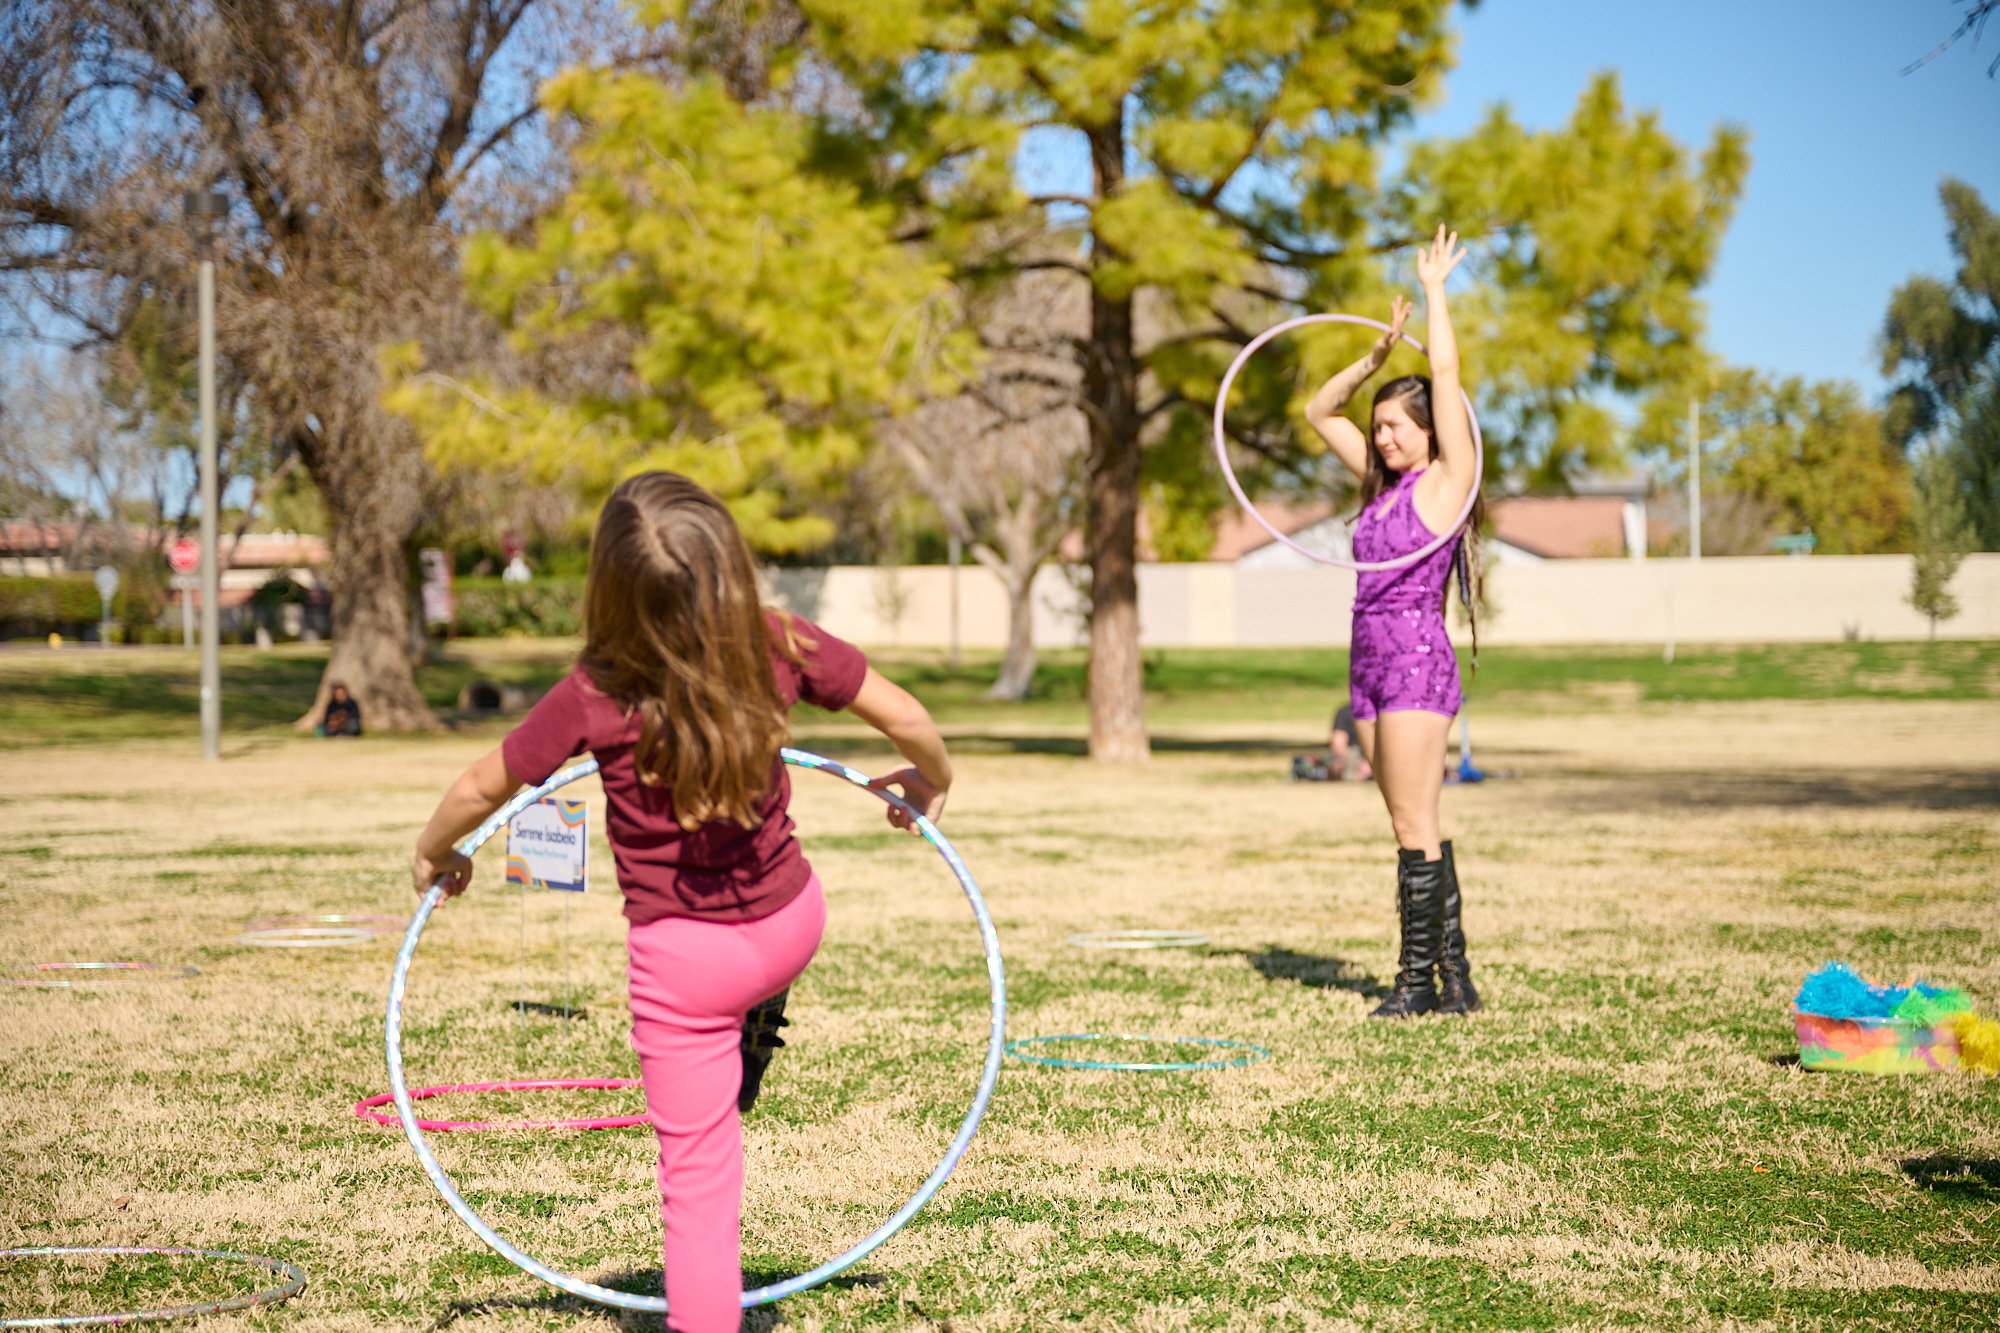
[{"xmin": 625, "ymin": 874, "xmax": 826, "ymax": 1333}]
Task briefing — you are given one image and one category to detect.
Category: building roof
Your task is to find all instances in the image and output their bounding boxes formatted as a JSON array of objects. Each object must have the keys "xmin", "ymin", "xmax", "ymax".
[
  {"xmin": 1210, "ymin": 499, "xmax": 1336, "ymax": 562},
  {"xmin": 222, "ymin": 533, "xmax": 328, "ymax": 568},
  {"xmin": 0, "ymin": 523, "xmax": 326, "ymax": 568},
  {"xmin": 1488, "ymin": 495, "xmax": 1629, "ymax": 559}
]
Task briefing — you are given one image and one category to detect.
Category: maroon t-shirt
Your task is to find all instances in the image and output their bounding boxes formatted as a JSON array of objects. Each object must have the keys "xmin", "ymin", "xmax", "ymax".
[{"xmin": 501, "ymin": 613, "xmax": 867, "ymax": 926}]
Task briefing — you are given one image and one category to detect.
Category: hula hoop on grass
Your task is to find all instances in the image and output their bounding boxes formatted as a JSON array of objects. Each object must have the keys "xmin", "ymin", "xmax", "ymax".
[
  {"xmin": 353, "ymin": 1078, "xmax": 646, "ymax": 1132},
  {"xmin": 1006, "ymin": 1033, "xmax": 1268, "ymax": 1072},
  {"xmin": 385, "ymin": 748, "xmax": 1007, "ymax": 1316},
  {"xmin": 1211, "ymin": 313, "xmax": 1484, "ymax": 572},
  {"xmin": 1, "ymin": 963, "xmax": 199, "ymax": 988},
  {"xmin": 245, "ymin": 914, "xmax": 406, "ymax": 936},
  {"xmin": 0, "ymin": 1245, "xmax": 306, "ymax": 1328},
  {"xmin": 1067, "ymin": 930, "xmax": 1210, "ymax": 950},
  {"xmin": 237, "ymin": 926, "xmax": 375, "ymax": 948}
]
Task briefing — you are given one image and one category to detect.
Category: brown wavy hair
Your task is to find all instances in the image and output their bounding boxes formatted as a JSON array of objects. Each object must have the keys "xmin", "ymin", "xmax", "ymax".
[
  {"xmin": 1360, "ymin": 375, "xmax": 1488, "ymax": 671},
  {"xmin": 578, "ymin": 472, "xmax": 804, "ymax": 829}
]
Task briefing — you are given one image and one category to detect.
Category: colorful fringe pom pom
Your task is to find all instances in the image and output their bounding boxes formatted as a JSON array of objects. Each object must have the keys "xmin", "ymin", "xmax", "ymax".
[
  {"xmin": 1956, "ymin": 1013, "xmax": 2000, "ymax": 1076},
  {"xmin": 1895, "ymin": 986, "xmax": 1973, "ymax": 1028},
  {"xmin": 1795, "ymin": 961, "xmax": 1972, "ymax": 1023}
]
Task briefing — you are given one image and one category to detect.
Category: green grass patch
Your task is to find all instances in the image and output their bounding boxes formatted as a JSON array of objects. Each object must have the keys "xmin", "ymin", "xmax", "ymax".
[{"xmin": 0, "ymin": 640, "xmax": 1994, "ymax": 747}]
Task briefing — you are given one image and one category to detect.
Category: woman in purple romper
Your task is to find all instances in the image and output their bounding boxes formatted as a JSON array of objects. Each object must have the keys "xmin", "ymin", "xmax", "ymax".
[{"xmin": 1303, "ymin": 226, "xmax": 1485, "ymax": 1019}]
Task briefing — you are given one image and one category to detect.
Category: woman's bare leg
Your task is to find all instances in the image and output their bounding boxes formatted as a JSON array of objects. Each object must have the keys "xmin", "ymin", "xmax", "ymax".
[{"xmin": 1371, "ymin": 710, "xmax": 1451, "ymax": 857}]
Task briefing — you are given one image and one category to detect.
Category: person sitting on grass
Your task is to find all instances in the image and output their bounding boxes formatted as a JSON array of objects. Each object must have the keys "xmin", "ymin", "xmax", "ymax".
[
  {"xmin": 318, "ymin": 683, "xmax": 362, "ymax": 737},
  {"xmin": 1330, "ymin": 702, "xmax": 1371, "ymax": 781},
  {"xmin": 409, "ymin": 472, "xmax": 953, "ymax": 1333}
]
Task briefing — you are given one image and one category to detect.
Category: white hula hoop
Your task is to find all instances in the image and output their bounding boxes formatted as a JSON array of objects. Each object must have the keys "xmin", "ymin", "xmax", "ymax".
[
  {"xmin": 237, "ymin": 926, "xmax": 377, "ymax": 948},
  {"xmin": 1211, "ymin": 312, "xmax": 1484, "ymax": 572},
  {"xmin": 386, "ymin": 748, "xmax": 1007, "ymax": 1316},
  {"xmin": 1067, "ymin": 931, "xmax": 1210, "ymax": 950}
]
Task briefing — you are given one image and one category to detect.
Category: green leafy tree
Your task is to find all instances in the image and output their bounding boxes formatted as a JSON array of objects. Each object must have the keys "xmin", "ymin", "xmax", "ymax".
[
  {"xmin": 1883, "ymin": 179, "xmax": 2000, "ymax": 547},
  {"xmin": 755, "ymin": 0, "xmax": 1466, "ymax": 759},
  {"xmin": 1908, "ymin": 450, "xmax": 1971, "ymax": 637},
  {"xmin": 1632, "ymin": 368, "xmax": 1909, "ymax": 554},
  {"xmin": 1393, "ymin": 75, "xmax": 1748, "ymax": 483},
  {"xmin": 386, "ymin": 70, "xmax": 968, "ymax": 554},
  {"xmin": 758, "ymin": 2, "xmax": 1744, "ymax": 759},
  {"xmin": 1952, "ymin": 378, "xmax": 2000, "ymax": 548}
]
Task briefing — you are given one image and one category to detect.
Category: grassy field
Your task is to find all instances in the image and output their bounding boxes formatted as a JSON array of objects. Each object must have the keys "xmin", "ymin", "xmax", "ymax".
[
  {"xmin": 2, "ymin": 638, "xmax": 1998, "ymax": 750},
  {"xmin": 1, "ymin": 674, "xmax": 1997, "ymax": 1331}
]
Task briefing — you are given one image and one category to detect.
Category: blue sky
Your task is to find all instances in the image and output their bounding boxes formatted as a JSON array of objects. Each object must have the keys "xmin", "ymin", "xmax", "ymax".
[
  {"xmin": 1414, "ymin": 0, "xmax": 1999, "ymax": 396},
  {"xmin": 1017, "ymin": 2, "xmax": 2000, "ymax": 400}
]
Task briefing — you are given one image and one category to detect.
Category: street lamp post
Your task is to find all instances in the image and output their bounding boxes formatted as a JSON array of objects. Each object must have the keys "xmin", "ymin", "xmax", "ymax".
[{"xmin": 185, "ymin": 188, "xmax": 227, "ymax": 761}]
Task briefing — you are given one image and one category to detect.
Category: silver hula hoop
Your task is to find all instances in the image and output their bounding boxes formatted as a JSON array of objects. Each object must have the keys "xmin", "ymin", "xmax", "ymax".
[
  {"xmin": 0, "ymin": 1245, "xmax": 307, "ymax": 1328},
  {"xmin": 237, "ymin": 926, "xmax": 376, "ymax": 948},
  {"xmin": 1067, "ymin": 930, "xmax": 1209, "ymax": 951},
  {"xmin": 386, "ymin": 748, "xmax": 1007, "ymax": 1316},
  {"xmin": 1, "ymin": 964, "xmax": 199, "ymax": 988},
  {"xmin": 1211, "ymin": 312, "xmax": 1484, "ymax": 571}
]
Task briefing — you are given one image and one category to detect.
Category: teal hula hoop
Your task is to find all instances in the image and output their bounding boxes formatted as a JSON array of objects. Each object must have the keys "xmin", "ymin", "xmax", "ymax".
[
  {"xmin": 385, "ymin": 748, "xmax": 1007, "ymax": 1317},
  {"xmin": 1005, "ymin": 1033, "xmax": 1268, "ymax": 1072}
]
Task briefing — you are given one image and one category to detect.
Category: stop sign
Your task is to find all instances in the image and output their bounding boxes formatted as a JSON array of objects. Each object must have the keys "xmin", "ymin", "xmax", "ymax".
[{"xmin": 168, "ymin": 537, "xmax": 200, "ymax": 573}]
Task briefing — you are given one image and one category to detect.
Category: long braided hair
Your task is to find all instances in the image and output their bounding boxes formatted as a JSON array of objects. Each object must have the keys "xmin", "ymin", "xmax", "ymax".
[{"xmin": 1362, "ymin": 375, "xmax": 1486, "ymax": 673}]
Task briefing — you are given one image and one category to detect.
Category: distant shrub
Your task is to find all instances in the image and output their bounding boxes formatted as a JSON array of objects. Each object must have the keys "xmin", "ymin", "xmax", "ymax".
[
  {"xmin": 454, "ymin": 577, "xmax": 583, "ymax": 637},
  {"xmin": 0, "ymin": 574, "xmax": 102, "ymax": 631}
]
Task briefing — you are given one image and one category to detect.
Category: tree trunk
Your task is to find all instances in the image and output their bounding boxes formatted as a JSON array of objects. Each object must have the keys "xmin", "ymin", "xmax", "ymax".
[
  {"xmin": 295, "ymin": 420, "xmax": 439, "ymax": 731},
  {"xmin": 1082, "ymin": 115, "xmax": 1148, "ymax": 761},
  {"xmin": 981, "ymin": 557, "xmax": 1038, "ymax": 702}
]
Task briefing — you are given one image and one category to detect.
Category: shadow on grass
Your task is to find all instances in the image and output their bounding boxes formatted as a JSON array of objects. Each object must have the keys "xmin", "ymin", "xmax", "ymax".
[
  {"xmin": 510, "ymin": 1000, "xmax": 589, "ymax": 1021},
  {"xmin": 1562, "ymin": 768, "xmax": 2000, "ymax": 813},
  {"xmin": 1900, "ymin": 1154, "xmax": 2000, "ymax": 1201},
  {"xmin": 429, "ymin": 1267, "xmax": 886, "ymax": 1331},
  {"xmin": 0, "ymin": 649, "xmax": 579, "ymax": 747},
  {"xmin": 1239, "ymin": 947, "xmax": 1390, "ymax": 999}
]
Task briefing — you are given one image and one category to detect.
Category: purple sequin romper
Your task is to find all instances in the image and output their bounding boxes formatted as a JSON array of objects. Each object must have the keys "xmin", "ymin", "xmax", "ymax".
[{"xmin": 1349, "ymin": 467, "xmax": 1462, "ymax": 721}]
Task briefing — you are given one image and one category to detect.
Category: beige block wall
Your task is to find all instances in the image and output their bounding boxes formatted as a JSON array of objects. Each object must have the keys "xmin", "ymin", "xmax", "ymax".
[
  {"xmin": 1480, "ymin": 554, "xmax": 2000, "ymax": 645},
  {"xmin": 763, "ymin": 554, "xmax": 2000, "ymax": 649}
]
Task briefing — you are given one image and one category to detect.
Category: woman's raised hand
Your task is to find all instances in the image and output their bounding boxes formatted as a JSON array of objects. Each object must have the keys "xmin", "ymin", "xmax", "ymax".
[{"xmin": 1414, "ymin": 224, "xmax": 1466, "ymax": 289}]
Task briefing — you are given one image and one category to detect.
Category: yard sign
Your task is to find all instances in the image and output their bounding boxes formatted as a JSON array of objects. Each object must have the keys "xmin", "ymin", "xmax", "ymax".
[{"xmin": 505, "ymin": 797, "xmax": 588, "ymax": 893}]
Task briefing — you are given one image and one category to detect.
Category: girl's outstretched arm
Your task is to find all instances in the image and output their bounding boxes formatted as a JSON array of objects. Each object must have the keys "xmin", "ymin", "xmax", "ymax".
[
  {"xmin": 412, "ymin": 747, "xmax": 522, "ymax": 897},
  {"xmin": 1303, "ymin": 295, "xmax": 1411, "ymax": 479},
  {"xmin": 1413, "ymin": 225, "xmax": 1477, "ymax": 522},
  {"xmin": 847, "ymin": 667, "xmax": 953, "ymax": 833}
]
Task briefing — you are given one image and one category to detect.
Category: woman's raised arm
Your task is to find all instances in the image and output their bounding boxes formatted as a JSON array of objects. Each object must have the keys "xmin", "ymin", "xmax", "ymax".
[
  {"xmin": 1412, "ymin": 226, "xmax": 1477, "ymax": 530},
  {"xmin": 1303, "ymin": 295, "xmax": 1411, "ymax": 479}
]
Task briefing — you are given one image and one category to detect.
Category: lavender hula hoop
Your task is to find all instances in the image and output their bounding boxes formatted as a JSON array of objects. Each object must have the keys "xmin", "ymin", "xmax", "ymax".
[
  {"xmin": 1, "ymin": 964, "xmax": 199, "ymax": 988},
  {"xmin": 0, "ymin": 1246, "xmax": 307, "ymax": 1328},
  {"xmin": 385, "ymin": 749, "xmax": 1007, "ymax": 1316},
  {"xmin": 1211, "ymin": 313, "xmax": 1484, "ymax": 571}
]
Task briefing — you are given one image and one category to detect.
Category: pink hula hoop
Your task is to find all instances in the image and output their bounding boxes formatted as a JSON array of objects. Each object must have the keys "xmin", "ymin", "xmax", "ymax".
[
  {"xmin": 1211, "ymin": 312, "xmax": 1484, "ymax": 572},
  {"xmin": 353, "ymin": 1078, "xmax": 646, "ymax": 1132}
]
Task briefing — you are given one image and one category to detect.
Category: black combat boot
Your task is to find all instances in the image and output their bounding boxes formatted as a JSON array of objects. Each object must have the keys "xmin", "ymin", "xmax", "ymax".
[
  {"xmin": 1436, "ymin": 840, "xmax": 1483, "ymax": 1015},
  {"xmin": 738, "ymin": 987, "xmax": 791, "ymax": 1114},
  {"xmin": 1368, "ymin": 849, "xmax": 1445, "ymax": 1019}
]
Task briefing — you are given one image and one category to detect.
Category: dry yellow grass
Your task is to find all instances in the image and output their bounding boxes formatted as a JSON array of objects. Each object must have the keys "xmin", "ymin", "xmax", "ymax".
[{"xmin": 2, "ymin": 698, "xmax": 1997, "ymax": 1331}]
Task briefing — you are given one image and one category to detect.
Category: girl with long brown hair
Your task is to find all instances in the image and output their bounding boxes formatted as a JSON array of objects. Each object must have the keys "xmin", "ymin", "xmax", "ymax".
[
  {"xmin": 1302, "ymin": 225, "xmax": 1485, "ymax": 1020},
  {"xmin": 410, "ymin": 472, "xmax": 953, "ymax": 1333}
]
